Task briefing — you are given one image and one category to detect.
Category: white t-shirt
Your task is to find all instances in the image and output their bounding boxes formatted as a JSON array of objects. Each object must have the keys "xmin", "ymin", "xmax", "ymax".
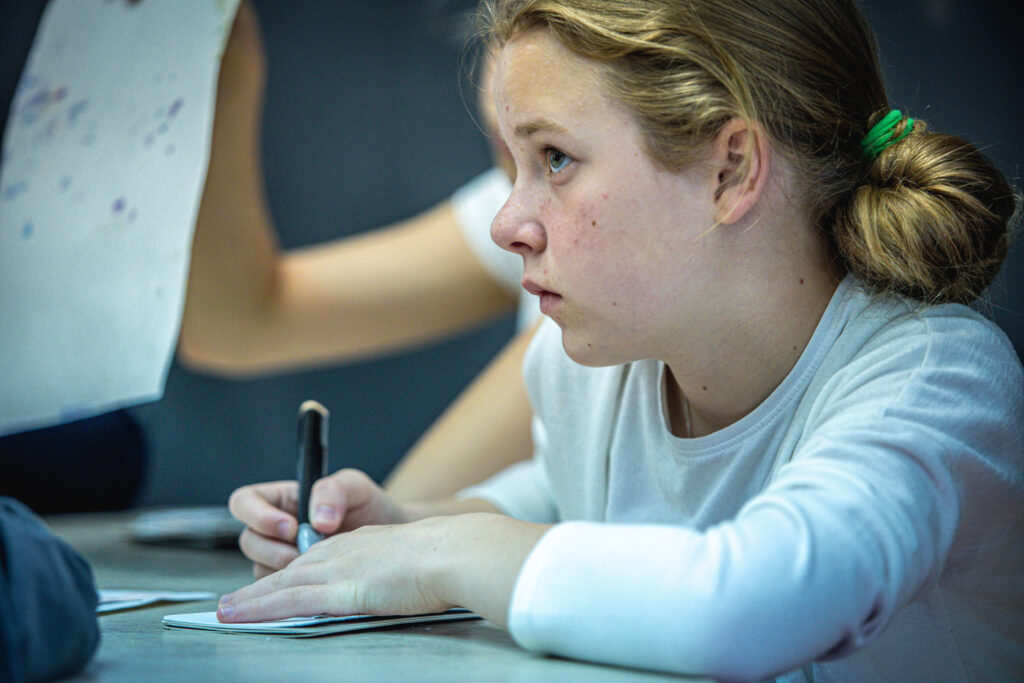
[
  {"xmin": 451, "ymin": 168, "xmax": 539, "ymax": 329},
  {"xmin": 464, "ymin": 275, "xmax": 1024, "ymax": 680}
]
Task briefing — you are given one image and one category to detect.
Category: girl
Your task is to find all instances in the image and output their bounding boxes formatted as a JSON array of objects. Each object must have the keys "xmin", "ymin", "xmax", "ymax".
[{"xmin": 219, "ymin": 1, "xmax": 1023, "ymax": 679}]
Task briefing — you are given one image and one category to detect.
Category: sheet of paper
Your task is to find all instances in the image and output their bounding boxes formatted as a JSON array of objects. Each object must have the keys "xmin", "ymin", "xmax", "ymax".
[
  {"xmin": 98, "ymin": 589, "xmax": 217, "ymax": 614},
  {"xmin": 162, "ymin": 609, "xmax": 481, "ymax": 637},
  {"xmin": 0, "ymin": 0, "xmax": 240, "ymax": 436}
]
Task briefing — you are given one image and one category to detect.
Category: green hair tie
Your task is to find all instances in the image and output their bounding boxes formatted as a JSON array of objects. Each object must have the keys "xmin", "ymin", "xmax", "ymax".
[{"xmin": 861, "ymin": 109, "xmax": 915, "ymax": 160}]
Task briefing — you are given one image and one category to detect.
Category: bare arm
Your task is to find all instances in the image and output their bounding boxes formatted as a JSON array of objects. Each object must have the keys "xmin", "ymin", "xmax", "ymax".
[
  {"xmin": 384, "ymin": 320, "xmax": 537, "ymax": 502},
  {"xmin": 178, "ymin": 3, "xmax": 516, "ymax": 376}
]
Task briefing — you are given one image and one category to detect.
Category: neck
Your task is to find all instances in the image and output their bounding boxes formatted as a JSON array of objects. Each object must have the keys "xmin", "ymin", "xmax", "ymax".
[{"xmin": 665, "ymin": 266, "xmax": 839, "ymax": 438}]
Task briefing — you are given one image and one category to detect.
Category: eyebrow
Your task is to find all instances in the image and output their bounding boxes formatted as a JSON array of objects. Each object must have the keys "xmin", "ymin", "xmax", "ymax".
[{"xmin": 514, "ymin": 118, "xmax": 568, "ymax": 138}]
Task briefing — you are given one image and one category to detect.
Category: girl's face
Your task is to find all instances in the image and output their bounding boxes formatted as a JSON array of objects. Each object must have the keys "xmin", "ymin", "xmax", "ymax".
[{"xmin": 491, "ymin": 29, "xmax": 728, "ymax": 367}]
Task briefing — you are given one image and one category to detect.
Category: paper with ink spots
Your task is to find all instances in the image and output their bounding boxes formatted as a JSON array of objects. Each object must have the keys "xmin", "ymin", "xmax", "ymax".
[{"xmin": 0, "ymin": 0, "xmax": 241, "ymax": 436}]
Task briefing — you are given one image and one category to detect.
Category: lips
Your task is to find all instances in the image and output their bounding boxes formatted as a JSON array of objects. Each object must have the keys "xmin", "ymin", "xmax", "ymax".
[
  {"xmin": 522, "ymin": 278, "xmax": 562, "ymax": 314},
  {"xmin": 521, "ymin": 278, "xmax": 555, "ymax": 297}
]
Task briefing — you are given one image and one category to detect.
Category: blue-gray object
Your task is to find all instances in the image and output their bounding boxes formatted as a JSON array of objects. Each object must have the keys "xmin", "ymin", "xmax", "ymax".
[{"xmin": 0, "ymin": 497, "xmax": 100, "ymax": 682}]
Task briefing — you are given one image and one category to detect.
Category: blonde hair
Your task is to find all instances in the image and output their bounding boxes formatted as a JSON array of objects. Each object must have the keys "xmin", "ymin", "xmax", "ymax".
[{"xmin": 479, "ymin": 0, "xmax": 1018, "ymax": 305}]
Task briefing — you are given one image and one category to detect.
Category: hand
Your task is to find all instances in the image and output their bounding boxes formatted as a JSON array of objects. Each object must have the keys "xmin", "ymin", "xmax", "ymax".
[
  {"xmin": 218, "ymin": 516, "xmax": 455, "ymax": 622},
  {"xmin": 216, "ymin": 513, "xmax": 551, "ymax": 626},
  {"xmin": 228, "ymin": 468, "xmax": 409, "ymax": 579}
]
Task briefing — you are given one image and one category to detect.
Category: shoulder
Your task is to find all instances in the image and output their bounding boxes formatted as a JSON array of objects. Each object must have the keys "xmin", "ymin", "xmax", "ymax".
[
  {"xmin": 809, "ymin": 290, "xmax": 1023, "ymax": 459},
  {"xmin": 834, "ymin": 293, "xmax": 1022, "ymax": 403}
]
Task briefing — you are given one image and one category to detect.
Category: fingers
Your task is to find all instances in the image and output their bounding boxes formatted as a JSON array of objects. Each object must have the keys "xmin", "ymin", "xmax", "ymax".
[
  {"xmin": 228, "ymin": 480, "xmax": 299, "ymax": 542},
  {"xmin": 218, "ymin": 584, "xmax": 344, "ymax": 623},
  {"xmin": 238, "ymin": 527, "xmax": 299, "ymax": 574},
  {"xmin": 253, "ymin": 563, "xmax": 276, "ymax": 580},
  {"xmin": 220, "ymin": 554, "xmax": 327, "ymax": 621},
  {"xmin": 308, "ymin": 469, "xmax": 382, "ymax": 534}
]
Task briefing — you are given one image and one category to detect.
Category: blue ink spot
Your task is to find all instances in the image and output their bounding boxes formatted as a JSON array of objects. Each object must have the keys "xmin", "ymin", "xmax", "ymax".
[
  {"xmin": 22, "ymin": 222, "xmax": 33, "ymax": 239},
  {"xmin": 67, "ymin": 99, "xmax": 88, "ymax": 125},
  {"xmin": 144, "ymin": 134, "xmax": 155, "ymax": 147},
  {"xmin": 59, "ymin": 175, "xmax": 72, "ymax": 191},
  {"xmin": 112, "ymin": 197, "xmax": 126, "ymax": 213},
  {"xmin": 24, "ymin": 88, "xmax": 48, "ymax": 109},
  {"xmin": 165, "ymin": 144, "xmax": 175, "ymax": 156},
  {"xmin": 2, "ymin": 181, "xmax": 27, "ymax": 200},
  {"xmin": 167, "ymin": 97, "xmax": 184, "ymax": 118}
]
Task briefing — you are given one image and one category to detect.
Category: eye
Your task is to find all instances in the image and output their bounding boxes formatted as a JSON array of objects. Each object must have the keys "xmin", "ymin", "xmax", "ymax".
[{"xmin": 546, "ymin": 147, "xmax": 573, "ymax": 175}]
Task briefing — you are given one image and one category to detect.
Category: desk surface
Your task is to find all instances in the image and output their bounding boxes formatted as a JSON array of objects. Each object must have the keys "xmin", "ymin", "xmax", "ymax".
[{"xmin": 49, "ymin": 511, "xmax": 692, "ymax": 682}]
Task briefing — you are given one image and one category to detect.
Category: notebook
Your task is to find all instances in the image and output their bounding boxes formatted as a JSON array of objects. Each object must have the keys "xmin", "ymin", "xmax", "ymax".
[{"xmin": 162, "ymin": 609, "xmax": 480, "ymax": 637}]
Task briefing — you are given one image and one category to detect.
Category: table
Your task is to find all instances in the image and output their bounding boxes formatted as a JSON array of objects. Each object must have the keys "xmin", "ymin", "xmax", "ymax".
[{"xmin": 48, "ymin": 511, "xmax": 696, "ymax": 682}]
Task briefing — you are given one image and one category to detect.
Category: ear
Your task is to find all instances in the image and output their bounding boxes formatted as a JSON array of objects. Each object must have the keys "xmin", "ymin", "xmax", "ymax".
[{"xmin": 709, "ymin": 118, "xmax": 770, "ymax": 225}]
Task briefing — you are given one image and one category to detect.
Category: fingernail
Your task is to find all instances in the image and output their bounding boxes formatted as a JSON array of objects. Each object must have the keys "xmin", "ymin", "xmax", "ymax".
[
  {"xmin": 217, "ymin": 604, "xmax": 235, "ymax": 619},
  {"xmin": 313, "ymin": 506, "xmax": 337, "ymax": 525},
  {"xmin": 277, "ymin": 520, "xmax": 292, "ymax": 538}
]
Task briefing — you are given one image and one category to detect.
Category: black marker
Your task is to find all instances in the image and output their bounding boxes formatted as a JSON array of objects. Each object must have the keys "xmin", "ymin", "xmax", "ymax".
[{"xmin": 296, "ymin": 400, "xmax": 328, "ymax": 553}]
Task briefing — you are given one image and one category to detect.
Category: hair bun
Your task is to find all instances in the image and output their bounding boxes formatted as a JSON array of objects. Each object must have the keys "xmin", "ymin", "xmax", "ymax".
[{"xmin": 834, "ymin": 121, "xmax": 1018, "ymax": 304}]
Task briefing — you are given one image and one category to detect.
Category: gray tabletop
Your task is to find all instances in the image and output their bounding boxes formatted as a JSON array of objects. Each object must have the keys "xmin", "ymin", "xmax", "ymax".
[{"xmin": 48, "ymin": 511, "xmax": 696, "ymax": 682}]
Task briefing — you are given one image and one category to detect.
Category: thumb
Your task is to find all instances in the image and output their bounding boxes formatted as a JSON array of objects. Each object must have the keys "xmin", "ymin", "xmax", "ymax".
[{"xmin": 308, "ymin": 469, "xmax": 379, "ymax": 534}]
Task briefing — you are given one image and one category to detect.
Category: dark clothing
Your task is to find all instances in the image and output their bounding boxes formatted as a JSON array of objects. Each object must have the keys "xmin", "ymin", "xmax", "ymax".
[
  {"xmin": 0, "ymin": 497, "xmax": 99, "ymax": 682},
  {"xmin": 0, "ymin": 410, "xmax": 145, "ymax": 514}
]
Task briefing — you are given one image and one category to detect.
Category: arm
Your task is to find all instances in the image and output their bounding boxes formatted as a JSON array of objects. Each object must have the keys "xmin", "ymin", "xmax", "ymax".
[
  {"xmin": 178, "ymin": 2, "xmax": 516, "ymax": 376},
  {"xmin": 222, "ymin": 415, "xmax": 964, "ymax": 677},
  {"xmin": 384, "ymin": 320, "xmax": 538, "ymax": 502},
  {"xmin": 0, "ymin": 498, "xmax": 99, "ymax": 682}
]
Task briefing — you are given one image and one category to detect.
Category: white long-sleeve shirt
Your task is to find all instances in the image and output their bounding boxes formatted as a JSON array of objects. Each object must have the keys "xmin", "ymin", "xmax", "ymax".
[{"xmin": 463, "ymin": 276, "xmax": 1024, "ymax": 680}]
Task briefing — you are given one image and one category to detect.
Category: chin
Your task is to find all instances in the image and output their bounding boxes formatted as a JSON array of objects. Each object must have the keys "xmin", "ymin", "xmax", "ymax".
[{"xmin": 559, "ymin": 330, "xmax": 621, "ymax": 368}]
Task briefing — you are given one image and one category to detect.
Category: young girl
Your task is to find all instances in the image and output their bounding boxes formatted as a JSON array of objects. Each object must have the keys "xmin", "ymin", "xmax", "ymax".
[{"xmin": 218, "ymin": 1, "xmax": 1023, "ymax": 679}]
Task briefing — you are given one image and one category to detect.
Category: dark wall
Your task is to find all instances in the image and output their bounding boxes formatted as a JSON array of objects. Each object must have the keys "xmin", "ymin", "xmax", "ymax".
[{"xmin": 1, "ymin": 1, "xmax": 1020, "ymax": 506}]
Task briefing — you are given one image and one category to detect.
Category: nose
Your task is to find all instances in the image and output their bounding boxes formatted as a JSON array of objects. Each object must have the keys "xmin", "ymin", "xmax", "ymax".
[{"xmin": 490, "ymin": 186, "xmax": 547, "ymax": 256}]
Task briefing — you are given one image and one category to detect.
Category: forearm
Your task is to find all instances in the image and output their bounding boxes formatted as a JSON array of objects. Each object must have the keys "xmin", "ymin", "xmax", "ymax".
[
  {"xmin": 427, "ymin": 513, "xmax": 550, "ymax": 627},
  {"xmin": 179, "ymin": 4, "xmax": 517, "ymax": 376},
  {"xmin": 402, "ymin": 496, "xmax": 501, "ymax": 521},
  {"xmin": 178, "ymin": 1, "xmax": 280, "ymax": 373},
  {"xmin": 385, "ymin": 321, "xmax": 537, "ymax": 502}
]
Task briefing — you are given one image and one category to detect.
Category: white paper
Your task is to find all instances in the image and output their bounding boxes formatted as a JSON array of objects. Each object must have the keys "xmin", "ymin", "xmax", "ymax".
[
  {"xmin": 0, "ymin": 0, "xmax": 240, "ymax": 436},
  {"xmin": 162, "ymin": 609, "xmax": 481, "ymax": 637},
  {"xmin": 98, "ymin": 589, "xmax": 217, "ymax": 614}
]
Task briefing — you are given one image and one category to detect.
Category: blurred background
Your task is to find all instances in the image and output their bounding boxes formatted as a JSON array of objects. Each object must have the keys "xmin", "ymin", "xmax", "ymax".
[{"xmin": 1, "ymin": 0, "xmax": 1021, "ymax": 508}]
